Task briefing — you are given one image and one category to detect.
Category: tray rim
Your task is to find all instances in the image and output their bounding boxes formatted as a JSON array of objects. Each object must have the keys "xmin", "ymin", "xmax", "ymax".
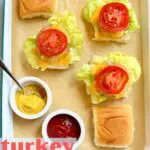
[
  {"xmin": 1, "ymin": 0, "xmax": 150, "ymax": 149},
  {"xmin": 141, "ymin": 0, "xmax": 150, "ymax": 149},
  {"xmin": 2, "ymin": 0, "xmax": 13, "ymax": 139},
  {"xmin": 0, "ymin": 0, "xmax": 5, "ymax": 138}
]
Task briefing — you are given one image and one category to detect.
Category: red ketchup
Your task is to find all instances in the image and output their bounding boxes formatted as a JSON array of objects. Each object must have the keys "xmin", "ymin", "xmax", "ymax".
[{"xmin": 47, "ymin": 114, "xmax": 81, "ymax": 139}]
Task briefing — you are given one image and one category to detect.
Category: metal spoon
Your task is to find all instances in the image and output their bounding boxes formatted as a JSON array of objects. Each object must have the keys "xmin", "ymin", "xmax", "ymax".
[
  {"xmin": 0, "ymin": 57, "xmax": 42, "ymax": 96},
  {"xmin": 0, "ymin": 57, "xmax": 24, "ymax": 90}
]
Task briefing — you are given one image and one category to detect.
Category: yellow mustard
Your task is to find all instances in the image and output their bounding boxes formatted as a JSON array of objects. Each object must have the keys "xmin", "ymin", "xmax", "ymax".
[{"xmin": 15, "ymin": 84, "xmax": 46, "ymax": 115}]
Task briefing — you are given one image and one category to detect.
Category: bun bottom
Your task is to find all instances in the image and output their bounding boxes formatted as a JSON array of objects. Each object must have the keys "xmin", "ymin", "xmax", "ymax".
[{"xmin": 93, "ymin": 25, "xmax": 131, "ymax": 43}]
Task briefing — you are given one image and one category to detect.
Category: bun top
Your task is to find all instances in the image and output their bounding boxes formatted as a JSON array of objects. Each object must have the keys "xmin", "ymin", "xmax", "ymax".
[
  {"xmin": 93, "ymin": 105, "xmax": 133, "ymax": 146},
  {"xmin": 20, "ymin": 0, "xmax": 57, "ymax": 18}
]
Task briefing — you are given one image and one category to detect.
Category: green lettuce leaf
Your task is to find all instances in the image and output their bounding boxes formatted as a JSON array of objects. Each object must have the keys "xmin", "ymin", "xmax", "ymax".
[
  {"xmin": 84, "ymin": 0, "xmax": 104, "ymax": 22},
  {"xmin": 24, "ymin": 36, "xmax": 40, "ymax": 69},
  {"xmin": 48, "ymin": 11, "xmax": 83, "ymax": 63},
  {"xmin": 77, "ymin": 64, "xmax": 94, "ymax": 86},
  {"xmin": 84, "ymin": 0, "xmax": 139, "ymax": 32},
  {"xmin": 77, "ymin": 52, "xmax": 141, "ymax": 104},
  {"xmin": 128, "ymin": 9, "xmax": 140, "ymax": 31}
]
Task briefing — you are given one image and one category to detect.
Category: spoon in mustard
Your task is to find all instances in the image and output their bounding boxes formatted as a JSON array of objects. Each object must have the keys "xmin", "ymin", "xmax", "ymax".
[
  {"xmin": 0, "ymin": 57, "xmax": 24, "ymax": 90},
  {"xmin": 0, "ymin": 57, "xmax": 42, "ymax": 96}
]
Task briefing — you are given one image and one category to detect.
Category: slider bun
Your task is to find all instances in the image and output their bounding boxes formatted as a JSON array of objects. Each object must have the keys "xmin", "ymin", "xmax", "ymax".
[
  {"xmin": 93, "ymin": 105, "xmax": 134, "ymax": 148},
  {"xmin": 20, "ymin": 0, "xmax": 58, "ymax": 19},
  {"xmin": 93, "ymin": 25, "xmax": 131, "ymax": 43}
]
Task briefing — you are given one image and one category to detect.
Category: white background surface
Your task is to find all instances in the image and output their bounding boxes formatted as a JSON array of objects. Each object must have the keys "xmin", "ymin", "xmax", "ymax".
[{"xmin": 0, "ymin": 0, "xmax": 4, "ymax": 137}]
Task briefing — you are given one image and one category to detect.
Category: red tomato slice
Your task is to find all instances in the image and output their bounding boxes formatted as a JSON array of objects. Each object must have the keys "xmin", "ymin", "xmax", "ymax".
[
  {"xmin": 95, "ymin": 66, "xmax": 129, "ymax": 94},
  {"xmin": 99, "ymin": 2, "xmax": 129, "ymax": 32},
  {"xmin": 36, "ymin": 28, "xmax": 68, "ymax": 57}
]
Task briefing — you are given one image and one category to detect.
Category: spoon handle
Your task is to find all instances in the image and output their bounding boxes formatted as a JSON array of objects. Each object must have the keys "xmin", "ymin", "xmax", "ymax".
[{"xmin": 0, "ymin": 57, "xmax": 23, "ymax": 90}]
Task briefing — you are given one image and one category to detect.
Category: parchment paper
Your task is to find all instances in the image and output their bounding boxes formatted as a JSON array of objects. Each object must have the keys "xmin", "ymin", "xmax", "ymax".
[{"xmin": 12, "ymin": 0, "xmax": 145, "ymax": 149}]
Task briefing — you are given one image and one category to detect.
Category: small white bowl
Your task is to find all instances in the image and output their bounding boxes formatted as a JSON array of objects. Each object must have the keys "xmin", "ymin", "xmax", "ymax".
[
  {"xmin": 9, "ymin": 76, "xmax": 52, "ymax": 120},
  {"xmin": 42, "ymin": 109, "xmax": 85, "ymax": 149}
]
